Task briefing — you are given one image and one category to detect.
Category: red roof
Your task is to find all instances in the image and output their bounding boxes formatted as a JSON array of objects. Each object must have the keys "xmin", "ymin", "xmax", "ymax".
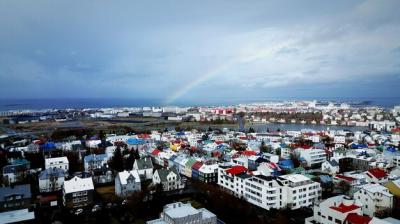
[
  {"xmin": 215, "ymin": 140, "xmax": 224, "ymax": 145},
  {"xmin": 39, "ymin": 195, "xmax": 58, "ymax": 203},
  {"xmin": 226, "ymin": 165, "xmax": 247, "ymax": 175},
  {"xmin": 367, "ymin": 168, "xmax": 387, "ymax": 179},
  {"xmin": 138, "ymin": 134, "xmax": 151, "ymax": 139},
  {"xmin": 242, "ymin": 150, "xmax": 257, "ymax": 156},
  {"xmin": 330, "ymin": 203, "xmax": 360, "ymax": 213},
  {"xmin": 192, "ymin": 161, "xmax": 203, "ymax": 170},
  {"xmin": 335, "ymin": 174, "xmax": 356, "ymax": 182},
  {"xmin": 345, "ymin": 213, "xmax": 372, "ymax": 224},
  {"xmin": 151, "ymin": 149, "xmax": 160, "ymax": 156}
]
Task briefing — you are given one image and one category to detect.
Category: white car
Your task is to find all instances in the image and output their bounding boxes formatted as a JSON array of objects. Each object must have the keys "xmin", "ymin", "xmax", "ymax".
[
  {"xmin": 92, "ymin": 205, "xmax": 101, "ymax": 212},
  {"xmin": 74, "ymin": 208, "xmax": 83, "ymax": 215}
]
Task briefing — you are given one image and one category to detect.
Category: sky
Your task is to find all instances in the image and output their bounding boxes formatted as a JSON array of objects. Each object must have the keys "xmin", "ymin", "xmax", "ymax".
[{"xmin": 0, "ymin": 0, "xmax": 399, "ymax": 105}]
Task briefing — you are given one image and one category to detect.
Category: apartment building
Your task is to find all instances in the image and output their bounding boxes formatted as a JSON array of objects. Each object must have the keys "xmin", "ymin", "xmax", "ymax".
[{"xmin": 218, "ymin": 164, "xmax": 321, "ymax": 210}]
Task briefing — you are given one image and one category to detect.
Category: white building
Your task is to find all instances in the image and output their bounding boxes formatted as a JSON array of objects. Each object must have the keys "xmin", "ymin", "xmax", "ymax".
[
  {"xmin": 218, "ymin": 164, "xmax": 321, "ymax": 210},
  {"xmin": 84, "ymin": 154, "xmax": 108, "ymax": 172},
  {"xmin": 295, "ymin": 148, "xmax": 326, "ymax": 167},
  {"xmin": 334, "ymin": 135, "xmax": 346, "ymax": 144},
  {"xmin": 305, "ymin": 195, "xmax": 365, "ymax": 224},
  {"xmin": 45, "ymin": 157, "xmax": 69, "ymax": 172},
  {"xmin": 115, "ymin": 170, "xmax": 141, "ymax": 198},
  {"xmin": 39, "ymin": 167, "xmax": 66, "ymax": 193},
  {"xmin": 63, "ymin": 176, "xmax": 94, "ymax": 208},
  {"xmin": 321, "ymin": 160, "xmax": 340, "ymax": 174},
  {"xmin": 354, "ymin": 184, "xmax": 393, "ymax": 217},
  {"xmin": 147, "ymin": 202, "xmax": 217, "ymax": 224}
]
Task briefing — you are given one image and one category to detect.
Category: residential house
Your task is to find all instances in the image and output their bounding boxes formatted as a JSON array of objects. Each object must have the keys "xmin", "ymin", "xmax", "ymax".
[
  {"xmin": 321, "ymin": 160, "xmax": 340, "ymax": 174},
  {"xmin": 183, "ymin": 158, "xmax": 197, "ymax": 178},
  {"xmin": 198, "ymin": 163, "xmax": 218, "ymax": 183},
  {"xmin": 354, "ymin": 184, "xmax": 393, "ymax": 217},
  {"xmin": 115, "ymin": 170, "xmax": 141, "ymax": 198},
  {"xmin": 84, "ymin": 154, "xmax": 108, "ymax": 173},
  {"xmin": 133, "ymin": 157, "xmax": 153, "ymax": 180},
  {"xmin": 305, "ymin": 195, "xmax": 367, "ymax": 224},
  {"xmin": 364, "ymin": 168, "xmax": 388, "ymax": 184},
  {"xmin": 152, "ymin": 167, "xmax": 184, "ymax": 191},
  {"xmin": 0, "ymin": 184, "xmax": 31, "ymax": 212},
  {"xmin": 45, "ymin": 157, "xmax": 69, "ymax": 172},
  {"xmin": 39, "ymin": 167, "xmax": 66, "ymax": 193},
  {"xmin": 63, "ymin": 176, "xmax": 94, "ymax": 208},
  {"xmin": 2, "ymin": 159, "xmax": 31, "ymax": 184},
  {"xmin": 191, "ymin": 161, "xmax": 203, "ymax": 180}
]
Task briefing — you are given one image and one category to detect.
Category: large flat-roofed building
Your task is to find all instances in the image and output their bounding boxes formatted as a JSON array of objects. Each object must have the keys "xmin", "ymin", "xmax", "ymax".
[{"xmin": 147, "ymin": 202, "xmax": 217, "ymax": 224}]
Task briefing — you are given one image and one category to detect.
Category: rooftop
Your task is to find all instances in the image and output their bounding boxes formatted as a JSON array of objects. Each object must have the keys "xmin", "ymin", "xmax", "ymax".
[{"xmin": 63, "ymin": 176, "xmax": 94, "ymax": 194}]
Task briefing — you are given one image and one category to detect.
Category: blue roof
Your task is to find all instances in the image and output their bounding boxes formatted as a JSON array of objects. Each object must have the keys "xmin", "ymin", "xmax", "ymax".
[
  {"xmin": 11, "ymin": 158, "xmax": 30, "ymax": 166},
  {"xmin": 320, "ymin": 175, "xmax": 333, "ymax": 183},
  {"xmin": 40, "ymin": 142, "xmax": 56, "ymax": 151},
  {"xmin": 0, "ymin": 184, "xmax": 31, "ymax": 202},
  {"xmin": 39, "ymin": 167, "xmax": 66, "ymax": 180},
  {"xmin": 350, "ymin": 143, "xmax": 368, "ymax": 149},
  {"xmin": 127, "ymin": 138, "xmax": 146, "ymax": 145},
  {"xmin": 278, "ymin": 159, "xmax": 294, "ymax": 169},
  {"xmin": 3, "ymin": 164, "xmax": 25, "ymax": 174},
  {"xmin": 84, "ymin": 154, "xmax": 107, "ymax": 163}
]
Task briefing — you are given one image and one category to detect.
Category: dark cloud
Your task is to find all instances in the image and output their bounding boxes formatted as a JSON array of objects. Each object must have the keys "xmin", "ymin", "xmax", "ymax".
[{"xmin": 0, "ymin": 0, "xmax": 399, "ymax": 102}]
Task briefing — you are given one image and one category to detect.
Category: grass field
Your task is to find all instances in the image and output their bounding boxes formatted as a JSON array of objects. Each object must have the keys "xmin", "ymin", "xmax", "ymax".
[{"xmin": 96, "ymin": 185, "xmax": 117, "ymax": 202}]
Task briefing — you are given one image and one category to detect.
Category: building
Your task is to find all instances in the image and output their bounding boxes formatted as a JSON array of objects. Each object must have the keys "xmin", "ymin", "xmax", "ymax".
[
  {"xmin": 305, "ymin": 195, "xmax": 366, "ymax": 224},
  {"xmin": 0, "ymin": 208, "xmax": 35, "ymax": 223},
  {"xmin": 218, "ymin": 164, "xmax": 321, "ymax": 210},
  {"xmin": 295, "ymin": 148, "xmax": 326, "ymax": 167},
  {"xmin": 364, "ymin": 168, "xmax": 388, "ymax": 184},
  {"xmin": 63, "ymin": 176, "xmax": 94, "ymax": 208},
  {"xmin": 354, "ymin": 184, "xmax": 393, "ymax": 217},
  {"xmin": 198, "ymin": 163, "xmax": 218, "ymax": 183},
  {"xmin": 115, "ymin": 170, "xmax": 141, "ymax": 198},
  {"xmin": 39, "ymin": 167, "xmax": 66, "ymax": 192},
  {"xmin": 152, "ymin": 167, "xmax": 184, "ymax": 192},
  {"xmin": 2, "ymin": 159, "xmax": 31, "ymax": 184},
  {"xmin": 45, "ymin": 157, "xmax": 69, "ymax": 172},
  {"xmin": 84, "ymin": 154, "xmax": 108, "ymax": 173},
  {"xmin": 0, "ymin": 184, "xmax": 31, "ymax": 212},
  {"xmin": 147, "ymin": 202, "xmax": 217, "ymax": 224},
  {"xmin": 133, "ymin": 157, "xmax": 153, "ymax": 180},
  {"xmin": 321, "ymin": 160, "xmax": 340, "ymax": 174}
]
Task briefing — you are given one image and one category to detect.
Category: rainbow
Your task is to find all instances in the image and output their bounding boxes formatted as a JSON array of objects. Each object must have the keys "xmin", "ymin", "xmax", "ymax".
[{"xmin": 163, "ymin": 42, "xmax": 288, "ymax": 105}]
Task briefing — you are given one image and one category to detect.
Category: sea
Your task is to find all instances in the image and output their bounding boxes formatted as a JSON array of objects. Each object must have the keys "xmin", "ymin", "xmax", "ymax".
[{"xmin": 0, "ymin": 97, "xmax": 399, "ymax": 111}]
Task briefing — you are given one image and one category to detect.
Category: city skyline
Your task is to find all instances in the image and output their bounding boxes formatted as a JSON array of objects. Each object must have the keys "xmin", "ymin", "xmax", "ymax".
[{"xmin": 0, "ymin": 0, "xmax": 399, "ymax": 103}]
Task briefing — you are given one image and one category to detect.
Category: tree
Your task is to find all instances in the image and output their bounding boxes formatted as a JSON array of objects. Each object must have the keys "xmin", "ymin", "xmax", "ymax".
[
  {"xmin": 110, "ymin": 147, "xmax": 124, "ymax": 172},
  {"xmin": 275, "ymin": 148, "xmax": 281, "ymax": 156},
  {"xmin": 248, "ymin": 127, "xmax": 255, "ymax": 133}
]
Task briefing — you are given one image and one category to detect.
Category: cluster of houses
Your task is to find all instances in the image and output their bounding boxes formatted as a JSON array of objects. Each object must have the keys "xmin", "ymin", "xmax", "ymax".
[
  {"xmin": 3, "ymin": 103, "xmax": 400, "ymax": 132},
  {"xmin": 1, "ymin": 122, "xmax": 400, "ymax": 223}
]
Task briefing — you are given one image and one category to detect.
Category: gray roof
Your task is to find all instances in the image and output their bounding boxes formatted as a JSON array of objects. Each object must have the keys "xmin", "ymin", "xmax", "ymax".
[
  {"xmin": 0, "ymin": 184, "xmax": 31, "ymax": 203},
  {"xmin": 135, "ymin": 157, "xmax": 153, "ymax": 170},
  {"xmin": 328, "ymin": 160, "xmax": 339, "ymax": 167},
  {"xmin": 156, "ymin": 167, "xmax": 179, "ymax": 182}
]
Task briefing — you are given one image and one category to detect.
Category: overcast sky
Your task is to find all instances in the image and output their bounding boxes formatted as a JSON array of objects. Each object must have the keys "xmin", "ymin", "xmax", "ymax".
[{"xmin": 0, "ymin": 0, "xmax": 399, "ymax": 104}]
